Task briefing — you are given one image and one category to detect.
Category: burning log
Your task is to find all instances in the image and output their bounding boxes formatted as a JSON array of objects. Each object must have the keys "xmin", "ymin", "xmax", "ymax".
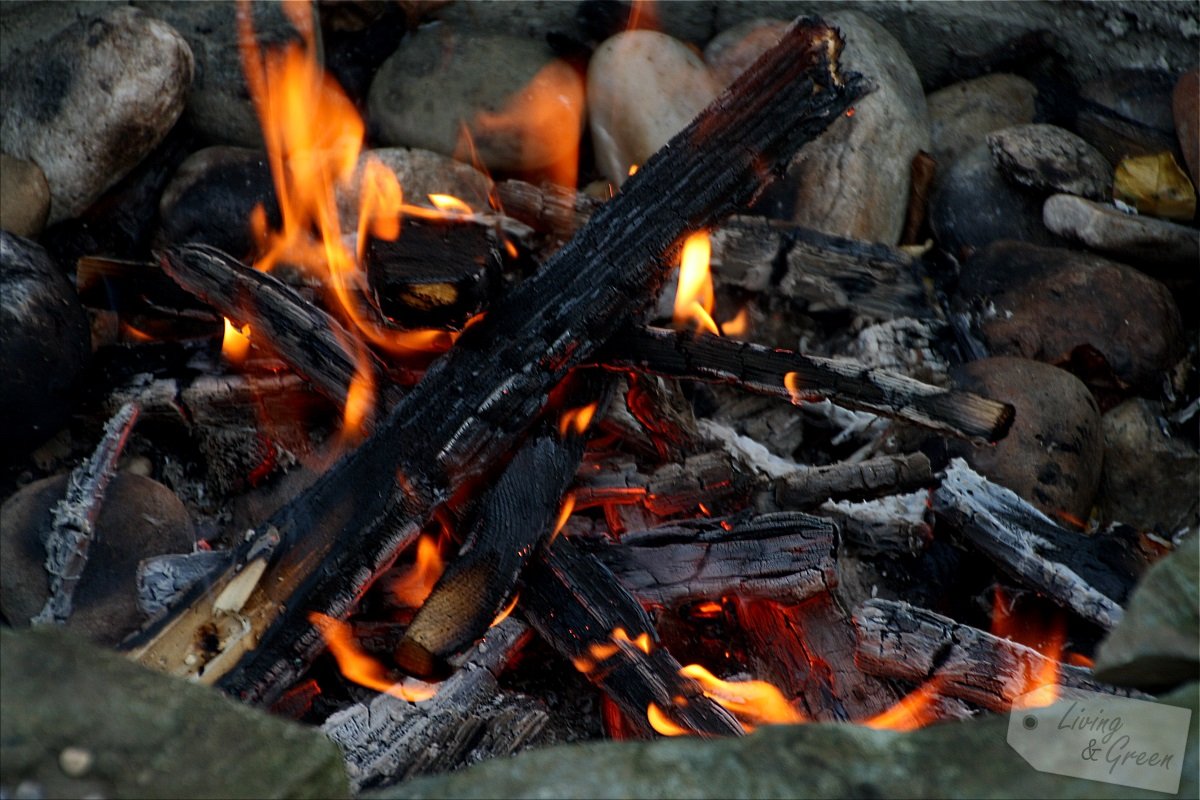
[
  {"xmin": 128, "ymin": 19, "xmax": 864, "ymax": 703},
  {"xmin": 775, "ymin": 451, "xmax": 932, "ymax": 507},
  {"xmin": 604, "ymin": 326, "xmax": 1013, "ymax": 441},
  {"xmin": 32, "ymin": 401, "xmax": 140, "ymax": 625},
  {"xmin": 574, "ymin": 450, "xmax": 757, "ymax": 521},
  {"xmin": 619, "ymin": 373, "xmax": 704, "ymax": 462},
  {"xmin": 933, "ymin": 459, "xmax": 1133, "ymax": 630},
  {"xmin": 520, "ymin": 536, "xmax": 744, "ymax": 738},
  {"xmin": 853, "ymin": 599, "xmax": 1141, "ymax": 713},
  {"xmin": 322, "ymin": 619, "xmax": 545, "ymax": 791},
  {"xmin": 584, "ymin": 511, "xmax": 837, "ymax": 608}
]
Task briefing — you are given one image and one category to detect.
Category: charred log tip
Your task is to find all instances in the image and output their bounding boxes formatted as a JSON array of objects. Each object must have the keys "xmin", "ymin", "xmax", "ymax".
[
  {"xmin": 394, "ymin": 638, "xmax": 453, "ymax": 681},
  {"xmin": 990, "ymin": 401, "xmax": 1017, "ymax": 442}
]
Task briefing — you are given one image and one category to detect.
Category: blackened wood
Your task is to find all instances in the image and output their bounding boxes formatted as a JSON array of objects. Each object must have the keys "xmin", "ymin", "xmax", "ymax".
[
  {"xmin": 521, "ymin": 536, "xmax": 744, "ymax": 737},
  {"xmin": 108, "ymin": 373, "xmax": 327, "ymax": 430},
  {"xmin": 934, "ymin": 459, "xmax": 1129, "ymax": 630},
  {"xmin": 775, "ymin": 451, "xmax": 932, "ymax": 507},
  {"xmin": 129, "ymin": 20, "xmax": 864, "ymax": 703},
  {"xmin": 394, "ymin": 432, "xmax": 586, "ymax": 679},
  {"xmin": 365, "ymin": 220, "xmax": 500, "ymax": 329},
  {"xmin": 853, "ymin": 599, "xmax": 1140, "ymax": 712},
  {"xmin": 585, "ymin": 512, "xmax": 836, "ymax": 607},
  {"xmin": 322, "ymin": 619, "xmax": 544, "ymax": 791},
  {"xmin": 158, "ymin": 244, "xmax": 393, "ymax": 415},
  {"xmin": 495, "ymin": 179, "xmax": 602, "ymax": 243},
  {"xmin": 574, "ymin": 451, "xmax": 757, "ymax": 518},
  {"xmin": 32, "ymin": 402, "xmax": 140, "ymax": 625},
  {"xmin": 818, "ymin": 491, "xmax": 932, "ymax": 558},
  {"xmin": 604, "ymin": 326, "xmax": 1013, "ymax": 441}
]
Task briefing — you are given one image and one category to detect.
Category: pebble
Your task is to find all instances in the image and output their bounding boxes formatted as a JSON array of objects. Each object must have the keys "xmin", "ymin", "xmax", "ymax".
[
  {"xmin": 0, "ymin": 472, "xmax": 194, "ymax": 646},
  {"xmin": 1076, "ymin": 69, "xmax": 1181, "ymax": 165},
  {"xmin": 961, "ymin": 241, "xmax": 1184, "ymax": 390},
  {"xmin": 949, "ymin": 357, "xmax": 1103, "ymax": 520},
  {"xmin": 987, "ymin": 123, "xmax": 1112, "ymax": 199},
  {"xmin": 786, "ymin": 11, "xmax": 930, "ymax": 244},
  {"xmin": 703, "ymin": 18, "xmax": 789, "ymax": 88},
  {"xmin": 370, "ymin": 26, "xmax": 585, "ymax": 176},
  {"xmin": 929, "ymin": 142, "xmax": 1059, "ymax": 256},
  {"xmin": 927, "ymin": 73, "xmax": 1037, "ymax": 173},
  {"xmin": 1173, "ymin": 68, "xmax": 1199, "ymax": 183},
  {"xmin": 0, "ymin": 7, "xmax": 193, "ymax": 225},
  {"xmin": 1099, "ymin": 398, "xmax": 1199, "ymax": 533},
  {"xmin": 158, "ymin": 146, "xmax": 279, "ymax": 259},
  {"xmin": 58, "ymin": 747, "xmax": 94, "ymax": 779},
  {"xmin": 0, "ymin": 154, "xmax": 51, "ymax": 238},
  {"xmin": 1042, "ymin": 193, "xmax": 1199, "ymax": 272},
  {"xmin": 135, "ymin": 0, "xmax": 319, "ymax": 147},
  {"xmin": 588, "ymin": 29, "xmax": 721, "ymax": 188},
  {"xmin": 0, "ymin": 233, "xmax": 90, "ymax": 452}
]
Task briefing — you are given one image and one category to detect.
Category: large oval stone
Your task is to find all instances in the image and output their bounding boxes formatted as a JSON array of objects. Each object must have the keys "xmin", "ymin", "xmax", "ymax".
[
  {"xmin": 588, "ymin": 29, "xmax": 720, "ymax": 188},
  {"xmin": 927, "ymin": 73, "xmax": 1037, "ymax": 173},
  {"xmin": 785, "ymin": 11, "xmax": 930, "ymax": 244},
  {"xmin": 0, "ymin": 7, "xmax": 193, "ymax": 224}
]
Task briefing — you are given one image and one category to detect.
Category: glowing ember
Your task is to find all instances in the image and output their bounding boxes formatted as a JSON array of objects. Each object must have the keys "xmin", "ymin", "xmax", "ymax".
[
  {"xmin": 558, "ymin": 402, "xmax": 598, "ymax": 438},
  {"xmin": 647, "ymin": 702, "xmax": 689, "ymax": 736},
  {"xmin": 990, "ymin": 586, "xmax": 1069, "ymax": 708},
  {"xmin": 342, "ymin": 368, "xmax": 374, "ymax": 437},
  {"xmin": 548, "ymin": 492, "xmax": 576, "ymax": 544},
  {"xmin": 308, "ymin": 612, "xmax": 437, "ymax": 701},
  {"xmin": 222, "ymin": 317, "xmax": 252, "ymax": 363},
  {"xmin": 390, "ymin": 534, "xmax": 445, "ymax": 608},
  {"xmin": 863, "ymin": 678, "xmax": 945, "ymax": 732},
  {"xmin": 679, "ymin": 664, "xmax": 803, "ymax": 731},
  {"xmin": 673, "ymin": 231, "xmax": 719, "ymax": 336}
]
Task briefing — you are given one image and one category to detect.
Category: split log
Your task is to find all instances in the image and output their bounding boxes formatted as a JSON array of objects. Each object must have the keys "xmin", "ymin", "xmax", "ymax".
[
  {"xmin": 573, "ymin": 451, "xmax": 757, "ymax": 518},
  {"xmin": 126, "ymin": 19, "xmax": 865, "ymax": 704},
  {"xmin": 818, "ymin": 490, "xmax": 932, "ymax": 557},
  {"xmin": 32, "ymin": 402, "xmax": 140, "ymax": 625},
  {"xmin": 775, "ymin": 451, "xmax": 932, "ymax": 507},
  {"xmin": 520, "ymin": 536, "xmax": 744, "ymax": 737},
  {"xmin": 934, "ymin": 459, "xmax": 1132, "ymax": 630},
  {"xmin": 584, "ymin": 512, "xmax": 836, "ymax": 608},
  {"xmin": 322, "ymin": 619, "xmax": 545, "ymax": 791},
  {"xmin": 853, "ymin": 599, "xmax": 1141, "ymax": 713},
  {"xmin": 603, "ymin": 326, "xmax": 1013, "ymax": 442}
]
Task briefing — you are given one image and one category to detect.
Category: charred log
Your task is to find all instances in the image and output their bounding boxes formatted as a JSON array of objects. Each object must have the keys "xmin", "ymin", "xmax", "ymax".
[
  {"xmin": 574, "ymin": 451, "xmax": 758, "ymax": 519},
  {"xmin": 819, "ymin": 490, "xmax": 933, "ymax": 558},
  {"xmin": 775, "ymin": 451, "xmax": 932, "ymax": 507}
]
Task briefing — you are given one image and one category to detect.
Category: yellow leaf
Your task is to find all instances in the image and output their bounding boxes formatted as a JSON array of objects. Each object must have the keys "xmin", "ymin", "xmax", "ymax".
[{"xmin": 1113, "ymin": 152, "xmax": 1196, "ymax": 221}]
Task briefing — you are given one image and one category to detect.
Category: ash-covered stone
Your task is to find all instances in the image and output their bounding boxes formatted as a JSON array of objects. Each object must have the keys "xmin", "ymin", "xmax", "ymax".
[{"xmin": 987, "ymin": 123, "xmax": 1112, "ymax": 200}]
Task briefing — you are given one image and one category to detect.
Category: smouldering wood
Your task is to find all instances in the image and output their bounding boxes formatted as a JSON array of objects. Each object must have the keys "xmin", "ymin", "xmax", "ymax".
[
  {"xmin": 934, "ymin": 459, "xmax": 1129, "ymax": 630},
  {"xmin": 853, "ymin": 599, "xmax": 1140, "ymax": 712},
  {"xmin": 128, "ymin": 19, "xmax": 864, "ymax": 705},
  {"xmin": 574, "ymin": 450, "xmax": 757, "ymax": 518},
  {"xmin": 775, "ymin": 451, "xmax": 932, "ymax": 507},
  {"xmin": 603, "ymin": 326, "xmax": 1014, "ymax": 441}
]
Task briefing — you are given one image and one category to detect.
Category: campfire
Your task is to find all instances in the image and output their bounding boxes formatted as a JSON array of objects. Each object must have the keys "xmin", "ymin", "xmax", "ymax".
[{"xmin": 1, "ymin": 1, "xmax": 1196, "ymax": 797}]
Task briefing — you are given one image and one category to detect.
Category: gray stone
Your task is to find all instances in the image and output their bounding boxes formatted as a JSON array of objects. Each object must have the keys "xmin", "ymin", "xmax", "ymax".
[
  {"xmin": 371, "ymin": 683, "xmax": 1199, "ymax": 800},
  {"xmin": 1043, "ymin": 194, "xmax": 1200, "ymax": 272},
  {"xmin": 0, "ymin": 6, "xmax": 193, "ymax": 224},
  {"xmin": 703, "ymin": 18, "xmax": 789, "ymax": 88},
  {"xmin": 0, "ymin": 1, "xmax": 126, "ymax": 71},
  {"xmin": 0, "ymin": 155, "xmax": 50, "ymax": 238},
  {"xmin": 370, "ymin": 26, "xmax": 585, "ymax": 176},
  {"xmin": 1099, "ymin": 398, "xmax": 1199, "ymax": 534},
  {"xmin": 930, "ymin": 142, "xmax": 1059, "ymax": 256},
  {"xmin": 336, "ymin": 148, "xmax": 495, "ymax": 229},
  {"xmin": 0, "ymin": 233, "xmax": 90, "ymax": 451},
  {"xmin": 1077, "ymin": 69, "xmax": 1183, "ymax": 166},
  {"xmin": 949, "ymin": 357, "xmax": 1103, "ymax": 521},
  {"xmin": 786, "ymin": 11, "xmax": 930, "ymax": 245},
  {"xmin": 588, "ymin": 29, "xmax": 720, "ymax": 188},
  {"xmin": 0, "ymin": 472, "xmax": 194, "ymax": 646},
  {"xmin": 927, "ymin": 73, "xmax": 1037, "ymax": 172},
  {"xmin": 1095, "ymin": 534, "xmax": 1199, "ymax": 690},
  {"xmin": 987, "ymin": 123, "xmax": 1112, "ymax": 200},
  {"xmin": 961, "ymin": 242, "xmax": 1185, "ymax": 390},
  {"xmin": 1173, "ymin": 68, "xmax": 1199, "ymax": 184},
  {"xmin": 135, "ymin": 1, "xmax": 320, "ymax": 148},
  {"xmin": 0, "ymin": 626, "xmax": 349, "ymax": 798}
]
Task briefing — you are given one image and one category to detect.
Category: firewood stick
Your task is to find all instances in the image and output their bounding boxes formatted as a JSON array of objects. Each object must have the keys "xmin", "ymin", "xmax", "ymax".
[
  {"xmin": 126, "ymin": 19, "xmax": 865, "ymax": 705},
  {"xmin": 603, "ymin": 326, "xmax": 1013, "ymax": 442},
  {"xmin": 853, "ymin": 599, "xmax": 1142, "ymax": 713},
  {"xmin": 818, "ymin": 491, "xmax": 932, "ymax": 557},
  {"xmin": 584, "ymin": 511, "xmax": 837, "ymax": 608},
  {"xmin": 520, "ymin": 536, "xmax": 745, "ymax": 737},
  {"xmin": 775, "ymin": 451, "xmax": 933, "ymax": 507},
  {"xmin": 933, "ymin": 459, "xmax": 1131, "ymax": 630},
  {"xmin": 574, "ymin": 450, "xmax": 757, "ymax": 517},
  {"xmin": 32, "ymin": 402, "xmax": 141, "ymax": 625}
]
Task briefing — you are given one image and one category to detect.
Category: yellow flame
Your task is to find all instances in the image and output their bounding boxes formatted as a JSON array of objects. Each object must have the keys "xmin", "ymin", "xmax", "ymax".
[
  {"xmin": 679, "ymin": 664, "xmax": 803, "ymax": 731},
  {"xmin": 558, "ymin": 402, "xmax": 598, "ymax": 438},
  {"xmin": 222, "ymin": 317, "xmax": 252, "ymax": 363},
  {"xmin": 647, "ymin": 702, "xmax": 689, "ymax": 736},
  {"xmin": 673, "ymin": 231, "xmax": 719, "ymax": 336}
]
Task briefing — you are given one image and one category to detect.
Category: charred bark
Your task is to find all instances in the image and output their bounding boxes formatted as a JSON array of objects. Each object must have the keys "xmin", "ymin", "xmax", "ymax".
[{"xmin": 775, "ymin": 451, "xmax": 932, "ymax": 507}]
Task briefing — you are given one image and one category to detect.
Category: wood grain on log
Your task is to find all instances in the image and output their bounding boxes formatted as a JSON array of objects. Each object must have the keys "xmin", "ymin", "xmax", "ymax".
[{"xmin": 775, "ymin": 451, "xmax": 932, "ymax": 507}]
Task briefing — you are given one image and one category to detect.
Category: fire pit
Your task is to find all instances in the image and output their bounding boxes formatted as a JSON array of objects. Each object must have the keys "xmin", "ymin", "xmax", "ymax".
[{"xmin": 1, "ymin": 1, "xmax": 1197, "ymax": 798}]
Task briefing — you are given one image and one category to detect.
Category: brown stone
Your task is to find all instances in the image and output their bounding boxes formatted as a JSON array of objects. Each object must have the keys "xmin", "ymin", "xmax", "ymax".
[
  {"xmin": 0, "ymin": 155, "xmax": 50, "ymax": 238},
  {"xmin": 1174, "ymin": 68, "xmax": 1199, "ymax": 184},
  {"xmin": 950, "ymin": 357, "xmax": 1103, "ymax": 520}
]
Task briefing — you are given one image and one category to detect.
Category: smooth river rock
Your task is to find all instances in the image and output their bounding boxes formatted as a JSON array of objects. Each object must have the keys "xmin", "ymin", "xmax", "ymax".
[
  {"xmin": 1043, "ymin": 193, "xmax": 1199, "ymax": 273},
  {"xmin": 0, "ymin": 6, "xmax": 193, "ymax": 225},
  {"xmin": 703, "ymin": 18, "xmax": 789, "ymax": 88},
  {"xmin": 786, "ymin": 11, "xmax": 930, "ymax": 244},
  {"xmin": 0, "ymin": 155, "xmax": 51, "ymax": 238},
  {"xmin": 987, "ymin": 123, "xmax": 1112, "ymax": 200},
  {"xmin": 588, "ymin": 29, "xmax": 720, "ymax": 188},
  {"xmin": 927, "ymin": 73, "xmax": 1038, "ymax": 172},
  {"xmin": 949, "ymin": 357, "xmax": 1103, "ymax": 521},
  {"xmin": 371, "ymin": 26, "xmax": 585, "ymax": 177}
]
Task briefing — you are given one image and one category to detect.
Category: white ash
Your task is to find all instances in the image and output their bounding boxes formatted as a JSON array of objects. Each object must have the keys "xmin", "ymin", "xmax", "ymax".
[
  {"xmin": 845, "ymin": 317, "xmax": 950, "ymax": 386},
  {"xmin": 697, "ymin": 418, "xmax": 798, "ymax": 479}
]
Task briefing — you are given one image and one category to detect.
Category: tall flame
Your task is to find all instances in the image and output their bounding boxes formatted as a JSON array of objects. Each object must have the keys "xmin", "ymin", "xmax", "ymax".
[
  {"xmin": 673, "ymin": 231, "xmax": 719, "ymax": 335},
  {"xmin": 308, "ymin": 612, "xmax": 437, "ymax": 702}
]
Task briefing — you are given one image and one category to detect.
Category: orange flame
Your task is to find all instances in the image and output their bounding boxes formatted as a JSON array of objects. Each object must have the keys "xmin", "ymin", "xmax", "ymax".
[
  {"xmin": 428, "ymin": 194, "xmax": 474, "ymax": 216},
  {"xmin": 784, "ymin": 372, "xmax": 819, "ymax": 405},
  {"xmin": 863, "ymin": 678, "xmax": 946, "ymax": 732},
  {"xmin": 222, "ymin": 317, "xmax": 252, "ymax": 363},
  {"xmin": 491, "ymin": 594, "xmax": 519, "ymax": 628},
  {"xmin": 548, "ymin": 492, "xmax": 576, "ymax": 544},
  {"xmin": 390, "ymin": 534, "xmax": 445, "ymax": 608},
  {"xmin": 647, "ymin": 702, "xmax": 689, "ymax": 736},
  {"xmin": 343, "ymin": 368, "xmax": 374, "ymax": 437},
  {"xmin": 673, "ymin": 231, "xmax": 719, "ymax": 336},
  {"xmin": 721, "ymin": 307, "xmax": 750, "ymax": 337},
  {"xmin": 679, "ymin": 664, "xmax": 804, "ymax": 731},
  {"xmin": 308, "ymin": 612, "xmax": 437, "ymax": 702},
  {"xmin": 613, "ymin": 627, "xmax": 653, "ymax": 655},
  {"xmin": 558, "ymin": 402, "xmax": 598, "ymax": 438},
  {"xmin": 991, "ymin": 586, "xmax": 1068, "ymax": 709}
]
